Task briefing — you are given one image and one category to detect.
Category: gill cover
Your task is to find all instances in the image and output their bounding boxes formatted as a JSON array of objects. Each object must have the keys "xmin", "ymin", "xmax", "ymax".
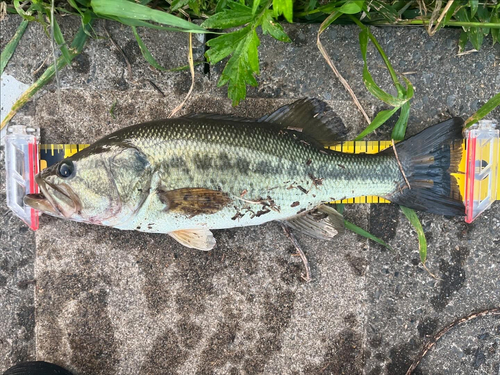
[{"xmin": 25, "ymin": 145, "xmax": 151, "ymax": 224}]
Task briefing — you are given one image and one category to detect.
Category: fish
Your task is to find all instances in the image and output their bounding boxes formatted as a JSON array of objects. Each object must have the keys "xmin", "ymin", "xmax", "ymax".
[{"xmin": 24, "ymin": 99, "xmax": 465, "ymax": 250}]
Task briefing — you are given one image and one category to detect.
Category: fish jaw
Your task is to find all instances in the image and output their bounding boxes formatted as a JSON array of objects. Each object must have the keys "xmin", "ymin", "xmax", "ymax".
[
  {"xmin": 23, "ymin": 193, "xmax": 60, "ymax": 216},
  {"xmin": 24, "ymin": 174, "xmax": 81, "ymax": 219}
]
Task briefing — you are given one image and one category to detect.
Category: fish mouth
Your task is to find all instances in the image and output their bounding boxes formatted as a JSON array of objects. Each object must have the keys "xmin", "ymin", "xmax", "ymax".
[{"xmin": 24, "ymin": 175, "xmax": 82, "ymax": 218}]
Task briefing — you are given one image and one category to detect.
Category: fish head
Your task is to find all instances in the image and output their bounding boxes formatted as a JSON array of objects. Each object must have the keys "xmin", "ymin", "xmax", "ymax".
[{"xmin": 24, "ymin": 143, "xmax": 152, "ymax": 225}]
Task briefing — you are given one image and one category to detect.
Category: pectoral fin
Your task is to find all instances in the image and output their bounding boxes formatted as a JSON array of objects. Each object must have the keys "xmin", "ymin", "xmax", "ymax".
[
  {"xmin": 158, "ymin": 188, "xmax": 231, "ymax": 217},
  {"xmin": 169, "ymin": 229, "xmax": 216, "ymax": 251},
  {"xmin": 284, "ymin": 204, "xmax": 344, "ymax": 240}
]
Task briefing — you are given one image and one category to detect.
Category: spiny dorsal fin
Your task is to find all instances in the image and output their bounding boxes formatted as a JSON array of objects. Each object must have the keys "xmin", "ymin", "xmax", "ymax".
[
  {"xmin": 284, "ymin": 204, "xmax": 344, "ymax": 240},
  {"xmin": 158, "ymin": 188, "xmax": 231, "ymax": 217},
  {"xmin": 258, "ymin": 99, "xmax": 348, "ymax": 146},
  {"xmin": 169, "ymin": 229, "xmax": 216, "ymax": 251}
]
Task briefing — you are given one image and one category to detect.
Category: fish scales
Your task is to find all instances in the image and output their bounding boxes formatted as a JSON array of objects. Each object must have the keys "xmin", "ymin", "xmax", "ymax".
[{"xmin": 98, "ymin": 118, "xmax": 401, "ymax": 232}]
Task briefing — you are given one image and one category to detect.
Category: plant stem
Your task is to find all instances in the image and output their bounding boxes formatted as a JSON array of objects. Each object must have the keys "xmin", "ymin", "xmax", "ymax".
[{"xmin": 369, "ymin": 20, "xmax": 500, "ymax": 28}]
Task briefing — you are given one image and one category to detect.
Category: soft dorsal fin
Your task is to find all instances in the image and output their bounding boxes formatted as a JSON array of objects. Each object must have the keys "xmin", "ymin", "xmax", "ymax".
[
  {"xmin": 258, "ymin": 99, "xmax": 348, "ymax": 146},
  {"xmin": 283, "ymin": 204, "xmax": 344, "ymax": 240},
  {"xmin": 169, "ymin": 229, "xmax": 216, "ymax": 251},
  {"xmin": 179, "ymin": 113, "xmax": 256, "ymax": 122}
]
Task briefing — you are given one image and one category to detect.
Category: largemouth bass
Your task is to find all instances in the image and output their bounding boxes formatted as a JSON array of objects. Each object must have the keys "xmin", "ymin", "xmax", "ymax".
[{"xmin": 25, "ymin": 99, "xmax": 464, "ymax": 250}]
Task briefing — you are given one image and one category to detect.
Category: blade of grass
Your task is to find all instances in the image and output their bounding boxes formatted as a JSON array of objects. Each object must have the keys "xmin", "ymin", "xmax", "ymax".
[
  {"xmin": 344, "ymin": 220, "xmax": 394, "ymax": 251},
  {"xmin": 352, "ymin": 14, "xmax": 414, "ymax": 140},
  {"xmin": 90, "ymin": 0, "xmax": 208, "ymax": 33},
  {"xmin": 354, "ymin": 106, "xmax": 399, "ymax": 140},
  {"xmin": 0, "ymin": 19, "xmax": 28, "ymax": 76},
  {"xmin": 358, "ymin": 27, "xmax": 408, "ymax": 107},
  {"xmin": 339, "ymin": 0, "xmax": 364, "ymax": 15},
  {"xmin": 470, "ymin": 0, "xmax": 478, "ymax": 18},
  {"xmin": 1, "ymin": 22, "xmax": 92, "ymax": 130},
  {"xmin": 115, "ymin": 17, "xmax": 202, "ymax": 33},
  {"xmin": 391, "ymin": 99, "xmax": 410, "ymax": 141},
  {"xmin": 368, "ymin": 0, "xmax": 398, "ymax": 23},
  {"xmin": 352, "ymin": 16, "xmax": 400, "ymax": 87},
  {"xmin": 465, "ymin": 92, "xmax": 500, "ymax": 128},
  {"xmin": 458, "ymin": 30, "xmax": 469, "ymax": 53},
  {"xmin": 369, "ymin": 19, "xmax": 500, "ymax": 28},
  {"xmin": 49, "ymin": 0, "xmax": 64, "ymax": 107},
  {"xmin": 13, "ymin": 0, "xmax": 36, "ymax": 21},
  {"xmin": 492, "ymin": 11, "xmax": 499, "ymax": 44},
  {"xmin": 400, "ymin": 206, "xmax": 427, "ymax": 263},
  {"xmin": 252, "ymin": 0, "xmax": 261, "ymax": 15},
  {"xmin": 50, "ymin": 14, "xmax": 72, "ymax": 64},
  {"xmin": 336, "ymin": 203, "xmax": 393, "ymax": 251},
  {"xmin": 132, "ymin": 26, "xmax": 169, "ymax": 71},
  {"xmin": 318, "ymin": 8, "xmax": 341, "ymax": 32},
  {"xmin": 427, "ymin": 0, "xmax": 455, "ymax": 36}
]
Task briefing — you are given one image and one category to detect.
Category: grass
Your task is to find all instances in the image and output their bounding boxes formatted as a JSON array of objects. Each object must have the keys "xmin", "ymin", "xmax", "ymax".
[{"xmin": 2, "ymin": 0, "xmax": 500, "ymax": 262}]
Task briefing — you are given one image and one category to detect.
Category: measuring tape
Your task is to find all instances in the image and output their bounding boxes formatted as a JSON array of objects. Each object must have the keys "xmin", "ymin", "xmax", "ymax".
[{"xmin": 38, "ymin": 139, "xmax": 498, "ymax": 205}]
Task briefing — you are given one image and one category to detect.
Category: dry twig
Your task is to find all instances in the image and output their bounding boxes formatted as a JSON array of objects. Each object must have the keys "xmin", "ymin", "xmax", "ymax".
[
  {"xmin": 148, "ymin": 80, "xmax": 165, "ymax": 97},
  {"xmin": 391, "ymin": 139, "xmax": 411, "ymax": 190},
  {"xmin": 0, "ymin": 2, "xmax": 7, "ymax": 21},
  {"xmin": 281, "ymin": 223, "xmax": 312, "ymax": 283},
  {"xmin": 406, "ymin": 307, "xmax": 500, "ymax": 375},
  {"xmin": 457, "ymin": 49, "xmax": 478, "ymax": 57},
  {"xmin": 427, "ymin": 0, "xmax": 455, "ymax": 36},
  {"xmin": 316, "ymin": 17, "xmax": 371, "ymax": 125},
  {"xmin": 33, "ymin": 55, "xmax": 50, "ymax": 76},
  {"xmin": 169, "ymin": 30, "xmax": 195, "ymax": 118},
  {"xmin": 421, "ymin": 262, "xmax": 440, "ymax": 280}
]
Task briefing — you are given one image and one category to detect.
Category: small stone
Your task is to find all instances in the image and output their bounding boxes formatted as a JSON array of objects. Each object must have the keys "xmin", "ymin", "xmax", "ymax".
[{"xmin": 447, "ymin": 94, "xmax": 456, "ymax": 107}]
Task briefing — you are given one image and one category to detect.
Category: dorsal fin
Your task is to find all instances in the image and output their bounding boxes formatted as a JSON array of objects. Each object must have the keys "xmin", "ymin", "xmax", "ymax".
[
  {"xmin": 179, "ymin": 99, "xmax": 347, "ymax": 147},
  {"xmin": 258, "ymin": 98, "xmax": 348, "ymax": 146},
  {"xmin": 179, "ymin": 113, "xmax": 256, "ymax": 122}
]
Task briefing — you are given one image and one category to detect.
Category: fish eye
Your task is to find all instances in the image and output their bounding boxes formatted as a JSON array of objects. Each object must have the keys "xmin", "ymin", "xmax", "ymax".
[{"xmin": 58, "ymin": 160, "xmax": 74, "ymax": 178}]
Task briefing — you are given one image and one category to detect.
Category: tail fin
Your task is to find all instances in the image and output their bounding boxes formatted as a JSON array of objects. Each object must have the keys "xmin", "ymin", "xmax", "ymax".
[{"xmin": 384, "ymin": 118, "xmax": 465, "ymax": 216}]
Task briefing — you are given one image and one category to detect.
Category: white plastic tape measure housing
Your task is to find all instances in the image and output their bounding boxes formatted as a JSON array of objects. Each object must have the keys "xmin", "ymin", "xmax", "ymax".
[{"xmin": 4, "ymin": 125, "xmax": 40, "ymax": 230}]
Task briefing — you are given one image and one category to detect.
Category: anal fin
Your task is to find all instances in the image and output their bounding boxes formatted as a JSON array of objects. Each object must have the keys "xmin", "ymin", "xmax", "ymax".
[
  {"xmin": 169, "ymin": 229, "xmax": 216, "ymax": 251},
  {"xmin": 284, "ymin": 204, "xmax": 344, "ymax": 240}
]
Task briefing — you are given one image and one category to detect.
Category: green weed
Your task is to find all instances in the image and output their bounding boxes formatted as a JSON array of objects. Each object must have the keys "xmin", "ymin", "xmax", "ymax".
[{"xmin": 3, "ymin": 0, "xmax": 499, "ymax": 109}]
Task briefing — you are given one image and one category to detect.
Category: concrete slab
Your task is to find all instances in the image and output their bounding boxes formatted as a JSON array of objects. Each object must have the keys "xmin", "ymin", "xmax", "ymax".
[
  {"xmin": 31, "ymin": 90, "xmax": 370, "ymax": 375},
  {"xmin": 0, "ymin": 161, "xmax": 37, "ymax": 371},
  {"xmin": 1, "ymin": 13, "xmax": 499, "ymax": 375}
]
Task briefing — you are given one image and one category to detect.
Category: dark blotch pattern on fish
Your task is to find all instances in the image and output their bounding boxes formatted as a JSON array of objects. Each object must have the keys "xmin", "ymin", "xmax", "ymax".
[
  {"xmin": 219, "ymin": 152, "xmax": 233, "ymax": 170},
  {"xmin": 193, "ymin": 154, "xmax": 213, "ymax": 171},
  {"xmin": 236, "ymin": 158, "xmax": 250, "ymax": 175}
]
